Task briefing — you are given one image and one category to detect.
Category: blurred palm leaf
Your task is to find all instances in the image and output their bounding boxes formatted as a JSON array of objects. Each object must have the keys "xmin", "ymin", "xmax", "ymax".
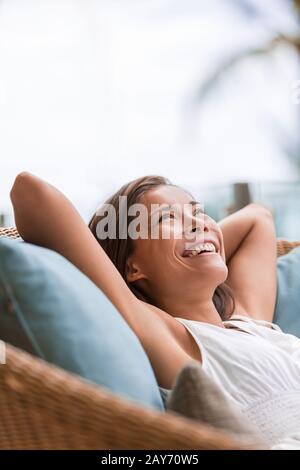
[
  {"xmin": 195, "ymin": 0, "xmax": 300, "ymax": 102},
  {"xmin": 195, "ymin": 33, "xmax": 300, "ymax": 102},
  {"xmin": 193, "ymin": 0, "xmax": 300, "ymax": 173}
]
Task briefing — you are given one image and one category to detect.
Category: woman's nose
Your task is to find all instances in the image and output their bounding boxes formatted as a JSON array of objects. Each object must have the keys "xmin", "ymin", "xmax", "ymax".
[{"xmin": 184, "ymin": 213, "xmax": 208, "ymax": 237}]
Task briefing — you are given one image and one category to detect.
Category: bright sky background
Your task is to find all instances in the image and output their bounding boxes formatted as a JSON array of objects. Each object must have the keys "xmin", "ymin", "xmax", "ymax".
[{"xmin": 0, "ymin": 0, "xmax": 299, "ymax": 222}]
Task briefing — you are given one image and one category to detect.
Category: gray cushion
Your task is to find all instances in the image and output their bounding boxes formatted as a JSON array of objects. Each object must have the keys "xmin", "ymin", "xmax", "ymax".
[{"xmin": 166, "ymin": 361, "xmax": 266, "ymax": 447}]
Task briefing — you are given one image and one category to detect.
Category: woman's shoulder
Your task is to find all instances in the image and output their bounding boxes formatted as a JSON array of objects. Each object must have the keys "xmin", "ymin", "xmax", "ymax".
[{"xmin": 224, "ymin": 313, "xmax": 283, "ymax": 334}]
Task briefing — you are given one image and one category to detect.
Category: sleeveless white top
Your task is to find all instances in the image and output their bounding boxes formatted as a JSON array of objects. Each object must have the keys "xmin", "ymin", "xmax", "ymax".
[{"xmin": 175, "ymin": 314, "xmax": 300, "ymax": 450}]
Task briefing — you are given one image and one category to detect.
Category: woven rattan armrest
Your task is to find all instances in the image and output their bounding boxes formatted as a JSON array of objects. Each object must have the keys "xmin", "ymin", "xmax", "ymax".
[{"xmin": 0, "ymin": 345, "xmax": 252, "ymax": 449}]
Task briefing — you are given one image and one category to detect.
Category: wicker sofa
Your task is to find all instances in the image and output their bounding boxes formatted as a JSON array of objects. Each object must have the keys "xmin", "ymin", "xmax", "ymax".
[{"xmin": 0, "ymin": 226, "xmax": 299, "ymax": 450}]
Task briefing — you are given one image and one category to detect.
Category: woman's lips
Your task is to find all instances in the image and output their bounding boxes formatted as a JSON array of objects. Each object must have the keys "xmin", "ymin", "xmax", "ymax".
[{"xmin": 182, "ymin": 241, "xmax": 218, "ymax": 257}]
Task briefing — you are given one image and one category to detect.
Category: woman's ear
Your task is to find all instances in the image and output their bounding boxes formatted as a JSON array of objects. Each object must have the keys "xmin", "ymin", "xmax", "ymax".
[{"xmin": 126, "ymin": 258, "xmax": 147, "ymax": 284}]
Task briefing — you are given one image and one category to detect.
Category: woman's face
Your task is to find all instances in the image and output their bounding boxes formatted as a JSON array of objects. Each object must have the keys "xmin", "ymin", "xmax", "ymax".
[{"xmin": 125, "ymin": 185, "xmax": 228, "ymax": 308}]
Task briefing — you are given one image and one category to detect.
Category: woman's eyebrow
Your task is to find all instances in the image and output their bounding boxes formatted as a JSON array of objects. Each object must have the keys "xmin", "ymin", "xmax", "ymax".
[
  {"xmin": 189, "ymin": 201, "xmax": 204, "ymax": 208},
  {"xmin": 150, "ymin": 204, "xmax": 172, "ymax": 216},
  {"xmin": 150, "ymin": 201, "xmax": 203, "ymax": 216}
]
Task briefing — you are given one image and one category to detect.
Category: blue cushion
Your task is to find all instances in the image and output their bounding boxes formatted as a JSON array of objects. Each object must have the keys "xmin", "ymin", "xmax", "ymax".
[
  {"xmin": 0, "ymin": 238, "xmax": 163, "ymax": 410},
  {"xmin": 274, "ymin": 246, "xmax": 300, "ymax": 337}
]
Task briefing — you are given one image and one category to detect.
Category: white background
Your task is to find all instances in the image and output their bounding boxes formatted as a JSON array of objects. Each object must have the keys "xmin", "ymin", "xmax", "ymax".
[{"xmin": 0, "ymin": 0, "xmax": 299, "ymax": 221}]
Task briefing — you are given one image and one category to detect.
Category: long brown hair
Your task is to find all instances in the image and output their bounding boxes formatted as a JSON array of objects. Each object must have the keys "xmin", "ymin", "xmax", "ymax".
[{"xmin": 89, "ymin": 175, "xmax": 235, "ymax": 321}]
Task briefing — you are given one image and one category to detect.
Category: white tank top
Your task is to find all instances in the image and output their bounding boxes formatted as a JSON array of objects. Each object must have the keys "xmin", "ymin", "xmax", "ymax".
[{"xmin": 175, "ymin": 314, "xmax": 300, "ymax": 449}]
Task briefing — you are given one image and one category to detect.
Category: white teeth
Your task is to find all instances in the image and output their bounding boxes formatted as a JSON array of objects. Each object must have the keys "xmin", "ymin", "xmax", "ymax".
[
  {"xmin": 186, "ymin": 242, "xmax": 216, "ymax": 257},
  {"xmin": 188, "ymin": 249, "xmax": 198, "ymax": 257}
]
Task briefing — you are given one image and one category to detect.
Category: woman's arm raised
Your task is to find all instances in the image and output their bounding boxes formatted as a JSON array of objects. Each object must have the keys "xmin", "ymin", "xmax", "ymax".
[
  {"xmin": 218, "ymin": 203, "xmax": 277, "ymax": 322},
  {"xmin": 10, "ymin": 172, "xmax": 141, "ymax": 330},
  {"xmin": 10, "ymin": 172, "xmax": 196, "ymax": 389}
]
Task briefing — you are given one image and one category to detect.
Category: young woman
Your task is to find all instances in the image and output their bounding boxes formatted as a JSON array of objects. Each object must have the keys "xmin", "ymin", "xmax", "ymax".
[{"xmin": 10, "ymin": 172, "xmax": 300, "ymax": 449}]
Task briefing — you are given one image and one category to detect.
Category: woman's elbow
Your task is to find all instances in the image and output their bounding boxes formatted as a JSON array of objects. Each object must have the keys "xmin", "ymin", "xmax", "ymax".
[
  {"xmin": 10, "ymin": 172, "xmax": 48, "ymax": 241},
  {"xmin": 10, "ymin": 172, "xmax": 42, "ymax": 205},
  {"xmin": 247, "ymin": 203, "xmax": 274, "ymax": 221}
]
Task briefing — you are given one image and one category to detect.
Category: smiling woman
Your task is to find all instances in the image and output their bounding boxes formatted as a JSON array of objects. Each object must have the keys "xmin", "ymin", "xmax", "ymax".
[
  {"xmin": 10, "ymin": 171, "xmax": 300, "ymax": 449},
  {"xmin": 89, "ymin": 174, "xmax": 235, "ymax": 322}
]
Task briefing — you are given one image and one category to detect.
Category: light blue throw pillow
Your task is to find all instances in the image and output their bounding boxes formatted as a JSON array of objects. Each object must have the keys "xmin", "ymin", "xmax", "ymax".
[
  {"xmin": 274, "ymin": 246, "xmax": 300, "ymax": 337},
  {"xmin": 0, "ymin": 238, "xmax": 163, "ymax": 410}
]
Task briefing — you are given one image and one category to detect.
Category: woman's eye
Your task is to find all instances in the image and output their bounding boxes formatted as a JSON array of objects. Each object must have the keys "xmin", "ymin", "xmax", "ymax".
[
  {"xmin": 194, "ymin": 207, "xmax": 205, "ymax": 216},
  {"xmin": 158, "ymin": 208, "xmax": 204, "ymax": 223},
  {"xmin": 159, "ymin": 212, "xmax": 174, "ymax": 222}
]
